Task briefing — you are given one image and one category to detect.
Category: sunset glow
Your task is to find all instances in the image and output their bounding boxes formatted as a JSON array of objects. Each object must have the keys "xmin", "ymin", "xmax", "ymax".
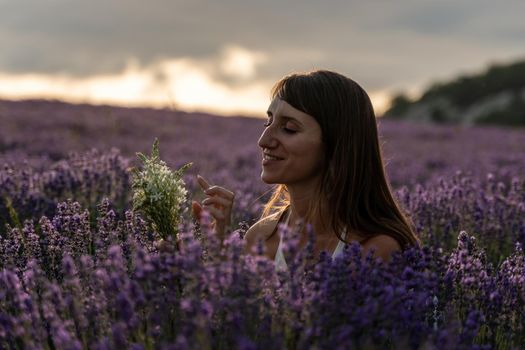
[{"xmin": 0, "ymin": 46, "xmax": 392, "ymax": 117}]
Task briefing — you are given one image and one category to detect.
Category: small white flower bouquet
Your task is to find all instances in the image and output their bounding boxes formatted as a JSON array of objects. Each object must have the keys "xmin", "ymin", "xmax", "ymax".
[{"xmin": 131, "ymin": 138, "xmax": 192, "ymax": 242}]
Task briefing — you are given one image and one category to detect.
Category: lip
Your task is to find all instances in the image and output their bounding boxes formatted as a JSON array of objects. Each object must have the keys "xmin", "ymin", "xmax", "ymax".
[
  {"xmin": 263, "ymin": 153, "xmax": 284, "ymax": 159},
  {"xmin": 262, "ymin": 151, "xmax": 284, "ymax": 165},
  {"xmin": 262, "ymin": 158, "xmax": 283, "ymax": 166}
]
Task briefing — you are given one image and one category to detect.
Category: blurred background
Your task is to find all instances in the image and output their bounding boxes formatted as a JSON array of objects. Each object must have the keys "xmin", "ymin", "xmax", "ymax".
[{"xmin": 1, "ymin": 0, "xmax": 524, "ymax": 124}]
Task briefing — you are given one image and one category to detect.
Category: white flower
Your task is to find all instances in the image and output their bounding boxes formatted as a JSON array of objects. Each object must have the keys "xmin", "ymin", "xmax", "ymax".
[{"xmin": 131, "ymin": 138, "xmax": 192, "ymax": 240}]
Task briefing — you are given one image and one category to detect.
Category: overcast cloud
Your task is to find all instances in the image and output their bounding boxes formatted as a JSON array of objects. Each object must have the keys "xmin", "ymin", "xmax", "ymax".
[{"xmin": 0, "ymin": 0, "xmax": 524, "ymax": 116}]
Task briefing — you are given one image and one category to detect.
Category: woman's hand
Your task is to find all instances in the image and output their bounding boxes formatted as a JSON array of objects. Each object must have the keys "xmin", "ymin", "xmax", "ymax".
[{"xmin": 191, "ymin": 174, "xmax": 235, "ymax": 240}]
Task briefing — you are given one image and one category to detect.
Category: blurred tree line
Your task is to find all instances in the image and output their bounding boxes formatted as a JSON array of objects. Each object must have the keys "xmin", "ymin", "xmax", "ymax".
[{"xmin": 384, "ymin": 59, "xmax": 525, "ymax": 126}]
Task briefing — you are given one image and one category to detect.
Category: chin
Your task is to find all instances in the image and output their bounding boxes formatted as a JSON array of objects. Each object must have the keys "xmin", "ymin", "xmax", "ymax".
[
  {"xmin": 261, "ymin": 177, "xmax": 276, "ymax": 184},
  {"xmin": 260, "ymin": 173, "xmax": 281, "ymax": 185}
]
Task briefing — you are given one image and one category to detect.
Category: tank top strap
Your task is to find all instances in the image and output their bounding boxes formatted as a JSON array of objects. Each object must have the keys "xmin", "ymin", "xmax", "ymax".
[{"xmin": 332, "ymin": 227, "xmax": 348, "ymax": 258}]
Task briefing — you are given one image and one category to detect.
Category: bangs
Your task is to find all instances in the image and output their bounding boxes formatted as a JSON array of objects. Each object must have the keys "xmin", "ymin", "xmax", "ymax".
[{"xmin": 270, "ymin": 73, "xmax": 312, "ymax": 115}]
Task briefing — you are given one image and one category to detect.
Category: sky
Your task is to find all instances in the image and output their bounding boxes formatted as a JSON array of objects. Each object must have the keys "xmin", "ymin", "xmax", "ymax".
[{"xmin": 0, "ymin": 0, "xmax": 524, "ymax": 118}]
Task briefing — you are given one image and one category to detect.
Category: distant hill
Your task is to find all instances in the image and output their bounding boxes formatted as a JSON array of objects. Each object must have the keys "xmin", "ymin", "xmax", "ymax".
[{"xmin": 383, "ymin": 59, "xmax": 525, "ymax": 126}]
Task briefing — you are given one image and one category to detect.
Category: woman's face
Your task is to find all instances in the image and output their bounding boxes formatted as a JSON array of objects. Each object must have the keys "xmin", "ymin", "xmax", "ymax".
[{"xmin": 258, "ymin": 98, "xmax": 325, "ymax": 187}]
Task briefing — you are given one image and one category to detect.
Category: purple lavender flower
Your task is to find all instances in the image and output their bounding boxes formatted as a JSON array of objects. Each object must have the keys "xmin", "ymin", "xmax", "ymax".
[{"xmin": 1, "ymin": 103, "xmax": 524, "ymax": 348}]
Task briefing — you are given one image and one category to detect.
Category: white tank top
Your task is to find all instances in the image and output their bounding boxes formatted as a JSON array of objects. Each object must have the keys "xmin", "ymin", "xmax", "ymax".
[{"xmin": 274, "ymin": 209, "xmax": 347, "ymax": 272}]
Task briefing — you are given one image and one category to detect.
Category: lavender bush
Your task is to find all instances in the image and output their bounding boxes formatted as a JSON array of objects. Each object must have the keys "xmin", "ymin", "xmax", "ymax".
[
  {"xmin": 0, "ymin": 99, "xmax": 524, "ymax": 348},
  {"xmin": 0, "ymin": 199, "xmax": 523, "ymax": 349},
  {"xmin": 0, "ymin": 148, "xmax": 131, "ymax": 235}
]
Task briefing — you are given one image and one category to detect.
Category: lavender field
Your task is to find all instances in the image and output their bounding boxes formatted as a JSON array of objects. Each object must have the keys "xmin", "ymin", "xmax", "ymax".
[{"xmin": 1, "ymin": 99, "xmax": 524, "ymax": 349}]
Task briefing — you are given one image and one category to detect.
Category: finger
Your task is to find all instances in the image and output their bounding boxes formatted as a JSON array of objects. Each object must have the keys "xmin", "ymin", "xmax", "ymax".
[
  {"xmin": 197, "ymin": 174, "xmax": 211, "ymax": 191},
  {"xmin": 204, "ymin": 186, "xmax": 235, "ymax": 200},
  {"xmin": 202, "ymin": 196, "xmax": 232, "ymax": 208},
  {"xmin": 202, "ymin": 204, "xmax": 225, "ymax": 220},
  {"xmin": 191, "ymin": 201, "xmax": 203, "ymax": 220}
]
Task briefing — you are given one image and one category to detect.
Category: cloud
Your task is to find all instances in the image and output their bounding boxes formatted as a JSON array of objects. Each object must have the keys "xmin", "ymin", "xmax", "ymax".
[
  {"xmin": 0, "ymin": 46, "xmax": 273, "ymax": 117},
  {"xmin": 0, "ymin": 0, "xmax": 523, "ymax": 115},
  {"xmin": 0, "ymin": 43, "xmax": 392, "ymax": 116},
  {"xmin": 219, "ymin": 46, "xmax": 267, "ymax": 80}
]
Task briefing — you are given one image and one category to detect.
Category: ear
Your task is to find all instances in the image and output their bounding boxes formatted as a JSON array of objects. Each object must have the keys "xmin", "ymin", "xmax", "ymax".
[{"xmin": 362, "ymin": 234, "xmax": 401, "ymax": 264}]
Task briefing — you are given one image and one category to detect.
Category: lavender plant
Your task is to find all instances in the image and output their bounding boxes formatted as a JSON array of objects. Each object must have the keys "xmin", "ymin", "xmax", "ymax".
[
  {"xmin": 0, "ymin": 148, "xmax": 131, "ymax": 235},
  {"xmin": 2, "ymin": 199, "xmax": 523, "ymax": 349},
  {"xmin": 1, "ymin": 100, "xmax": 524, "ymax": 348},
  {"xmin": 130, "ymin": 138, "xmax": 192, "ymax": 241}
]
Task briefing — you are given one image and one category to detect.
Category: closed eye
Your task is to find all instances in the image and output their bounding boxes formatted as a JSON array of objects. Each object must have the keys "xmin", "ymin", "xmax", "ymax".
[
  {"xmin": 263, "ymin": 119, "xmax": 297, "ymax": 134},
  {"xmin": 263, "ymin": 122, "xmax": 297, "ymax": 134}
]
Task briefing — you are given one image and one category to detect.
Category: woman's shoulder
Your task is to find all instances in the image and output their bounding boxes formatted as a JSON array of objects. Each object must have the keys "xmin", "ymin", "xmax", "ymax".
[
  {"xmin": 360, "ymin": 234, "xmax": 402, "ymax": 263},
  {"xmin": 244, "ymin": 210, "xmax": 285, "ymax": 250},
  {"xmin": 245, "ymin": 211, "xmax": 282, "ymax": 240}
]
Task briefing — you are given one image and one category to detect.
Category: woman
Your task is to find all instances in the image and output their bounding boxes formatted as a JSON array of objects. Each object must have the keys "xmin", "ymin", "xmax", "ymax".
[{"xmin": 192, "ymin": 70, "xmax": 420, "ymax": 267}]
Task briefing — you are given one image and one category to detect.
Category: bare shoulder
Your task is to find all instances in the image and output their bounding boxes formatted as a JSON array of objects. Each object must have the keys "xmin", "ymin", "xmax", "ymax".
[
  {"xmin": 362, "ymin": 234, "xmax": 402, "ymax": 263},
  {"xmin": 244, "ymin": 211, "xmax": 282, "ymax": 254}
]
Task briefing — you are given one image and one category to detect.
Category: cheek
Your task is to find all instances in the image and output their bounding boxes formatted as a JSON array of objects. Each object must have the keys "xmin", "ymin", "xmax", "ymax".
[
  {"xmin": 297, "ymin": 143, "xmax": 325, "ymax": 169},
  {"xmin": 313, "ymin": 152, "xmax": 326, "ymax": 172},
  {"xmin": 311, "ymin": 142, "xmax": 325, "ymax": 162}
]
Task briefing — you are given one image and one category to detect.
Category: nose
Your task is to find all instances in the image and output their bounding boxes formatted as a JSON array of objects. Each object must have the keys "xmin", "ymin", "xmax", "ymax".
[{"xmin": 258, "ymin": 123, "xmax": 279, "ymax": 150}]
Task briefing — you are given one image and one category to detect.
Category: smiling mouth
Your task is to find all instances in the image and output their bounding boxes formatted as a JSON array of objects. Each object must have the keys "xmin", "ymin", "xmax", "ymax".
[{"xmin": 263, "ymin": 155, "xmax": 283, "ymax": 161}]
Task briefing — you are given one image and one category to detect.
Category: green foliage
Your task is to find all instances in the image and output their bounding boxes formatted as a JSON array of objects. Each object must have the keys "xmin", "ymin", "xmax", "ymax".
[
  {"xmin": 131, "ymin": 138, "xmax": 192, "ymax": 240},
  {"xmin": 4, "ymin": 196, "xmax": 21, "ymax": 229},
  {"xmin": 421, "ymin": 60, "xmax": 525, "ymax": 108},
  {"xmin": 429, "ymin": 105, "xmax": 449, "ymax": 124},
  {"xmin": 383, "ymin": 58, "xmax": 525, "ymax": 126},
  {"xmin": 477, "ymin": 95, "xmax": 525, "ymax": 127},
  {"xmin": 384, "ymin": 94, "xmax": 412, "ymax": 118}
]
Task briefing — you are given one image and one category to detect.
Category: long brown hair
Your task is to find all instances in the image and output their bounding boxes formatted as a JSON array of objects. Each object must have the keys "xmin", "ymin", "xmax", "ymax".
[{"xmin": 259, "ymin": 70, "xmax": 420, "ymax": 249}]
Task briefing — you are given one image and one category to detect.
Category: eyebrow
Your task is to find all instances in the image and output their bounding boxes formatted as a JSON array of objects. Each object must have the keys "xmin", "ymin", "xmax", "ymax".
[{"xmin": 266, "ymin": 111, "xmax": 303, "ymax": 125}]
